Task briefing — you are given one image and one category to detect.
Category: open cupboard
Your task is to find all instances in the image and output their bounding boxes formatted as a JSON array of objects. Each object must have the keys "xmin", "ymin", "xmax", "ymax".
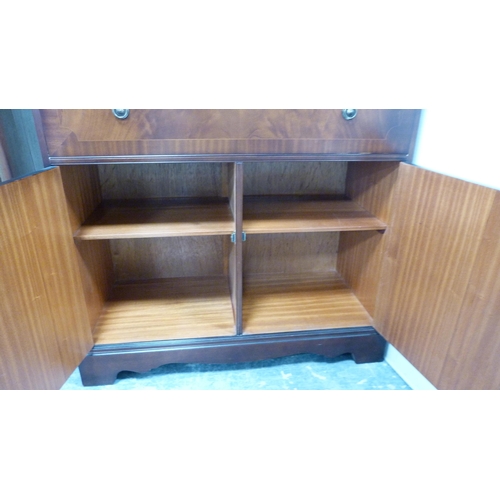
[
  {"xmin": 3, "ymin": 109, "xmax": 500, "ymax": 389},
  {"xmin": 64, "ymin": 160, "xmax": 388, "ymax": 385}
]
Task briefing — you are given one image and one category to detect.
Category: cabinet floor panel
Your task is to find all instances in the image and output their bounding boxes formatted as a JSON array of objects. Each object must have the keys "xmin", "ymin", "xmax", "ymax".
[
  {"xmin": 75, "ymin": 199, "xmax": 234, "ymax": 240},
  {"xmin": 243, "ymin": 272, "xmax": 373, "ymax": 334},
  {"xmin": 93, "ymin": 276, "xmax": 236, "ymax": 345},
  {"xmin": 243, "ymin": 197, "xmax": 387, "ymax": 234}
]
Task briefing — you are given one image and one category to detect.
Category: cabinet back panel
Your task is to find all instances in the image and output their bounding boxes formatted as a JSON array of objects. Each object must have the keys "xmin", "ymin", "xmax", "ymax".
[
  {"xmin": 110, "ymin": 236, "xmax": 229, "ymax": 282},
  {"xmin": 243, "ymin": 233, "xmax": 338, "ymax": 276},
  {"xmin": 243, "ymin": 161, "xmax": 347, "ymax": 195},
  {"xmin": 98, "ymin": 163, "xmax": 227, "ymax": 200}
]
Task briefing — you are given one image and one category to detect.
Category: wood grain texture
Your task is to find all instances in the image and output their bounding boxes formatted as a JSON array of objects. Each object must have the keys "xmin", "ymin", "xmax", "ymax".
[
  {"xmin": 59, "ymin": 165, "xmax": 102, "ymax": 233},
  {"xmin": 109, "ymin": 236, "xmax": 229, "ymax": 282},
  {"xmin": 374, "ymin": 163, "xmax": 496, "ymax": 387},
  {"xmin": 242, "ymin": 273, "xmax": 373, "ymax": 334},
  {"xmin": 228, "ymin": 163, "xmax": 243, "ymax": 333},
  {"xmin": 243, "ymin": 197, "xmax": 386, "ymax": 234},
  {"xmin": 38, "ymin": 110, "xmax": 421, "ymax": 161},
  {"xmin": 93, "ymin": 277, "xmax": 236, "ymax": 344},
  {"xmin": 437, "ymin": 191, "xmax": 500, "ymax": 389},
  {"xmin": 243, "ymin": 232, "xmax": 339, "ymax": 276},
  {"xmin": 0, "ymin": 168, "xmax": 92, "ymax": 389},
  {"xmin": 59, "ymin": 166, "xmax": 114, "ymax": 331},
  {"xmin": 337, "ymin": 162, "xmax": 401, "ymax": 317},
  {"xmin": 98, "ymin": 163, "xmax": 226, "ymax": 199},
  {"xmin": 243, "ymin": 161, "xmax": 347, "ymax": 195},
  {"xmin": 75, "ymin": 199, "xmax": 234, "ymax": 239}
]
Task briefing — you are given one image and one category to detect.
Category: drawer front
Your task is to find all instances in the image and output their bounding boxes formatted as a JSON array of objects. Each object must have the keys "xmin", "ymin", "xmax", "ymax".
[{"xmin": 37, "ymin": 109, "xmax": 420, "ymax": 163}]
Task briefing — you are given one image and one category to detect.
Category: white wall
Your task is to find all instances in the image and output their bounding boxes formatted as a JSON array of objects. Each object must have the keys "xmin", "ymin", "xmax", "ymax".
[{"xmin": 412, "ymin": 109, "xmax": 500, "ymax": 190}]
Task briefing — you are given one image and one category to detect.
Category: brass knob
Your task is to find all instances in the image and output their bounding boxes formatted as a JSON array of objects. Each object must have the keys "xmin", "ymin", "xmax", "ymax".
[
  {"xmin": 112, "ymin": 109, "xmax": 130, "ymax": 120},
  {"xmin": 342, "ymin": 109, "xmax": 357, "ymax": 120}
]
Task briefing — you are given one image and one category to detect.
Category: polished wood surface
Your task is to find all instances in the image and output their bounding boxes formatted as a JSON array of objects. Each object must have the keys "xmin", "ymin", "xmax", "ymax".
[
  {"xmin": 243, "ymin": 197, "xmax": 386, "ymax": 234},
  {"xmin": 38, "ymin": 109, "xmax": 421, "ymax": 162},
  {"xmin": 93, "ymin": 276, "xmax": 236, "ymax": 345},
  {"xmin": 0, "ymin": 168, "xmax": 92, "ymax": 389},
  {"xmin": 438, "ymin": 191, "xmax": 500, "ymax": 389},
  {"xmin": 243, "ymin": 272, "xmax": 373, "ymax": 334},
  {"xmin": 80, "ymin": 328, "xmax": 386, "ymax": 386},
  {"xmin": 375, "ymin": 163, "xmax": 496, "ymax": 387},
  {"xmin": 337, "ymin": 162, "xmax": 401, "ymax": 317},
  {"xmin": 75, "ymin": 199, "xmax": 234, "ymax": 239}
]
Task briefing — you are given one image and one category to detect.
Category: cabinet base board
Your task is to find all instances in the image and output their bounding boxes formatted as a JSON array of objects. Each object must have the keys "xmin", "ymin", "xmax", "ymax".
[{"xmin": 78, "ymin": 327, "xmax": 386, "ymax": 386}]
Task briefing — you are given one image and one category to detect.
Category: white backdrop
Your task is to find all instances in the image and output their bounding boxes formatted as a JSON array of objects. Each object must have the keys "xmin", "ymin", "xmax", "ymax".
[{"xmin": 412, "ymin": 108, "xmax": 500, "ymax": 191}]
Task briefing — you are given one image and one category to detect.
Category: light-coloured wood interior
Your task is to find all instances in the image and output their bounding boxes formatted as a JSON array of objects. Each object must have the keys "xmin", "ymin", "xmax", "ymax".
[
  {"xmin": 93, "ymin": 276, "xmax": 236, "ymax": 345},
  {"xmin": 243, "ymin": 197, "xmax": 386, "ymax": 234},
  {"xmin": 243, "ymin": 232, "xmax": 339, "ymax": 275},
  {"xmin": 75, "ymin": 200, "xmax": 234, "ymax": 240},
  {"xmin": 64, "ymin": 160, "xmax": 388, "ymax": 345},
  {"xmin": 242, "ymin": 272, "xmax": 373, "ymax": 334},
  {"xmin": 337, "ymin": 162, "xmax": 401, "ymax": 318},
  {"xmin": 59, "ymin": 166, "xmax": 114, "ymax": 330}
]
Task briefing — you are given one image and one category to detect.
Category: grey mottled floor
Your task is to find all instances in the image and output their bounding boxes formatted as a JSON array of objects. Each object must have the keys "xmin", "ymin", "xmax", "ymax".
[{"xmin": 61, "ymin": 354, "xmax": 411, "ymax": 390}]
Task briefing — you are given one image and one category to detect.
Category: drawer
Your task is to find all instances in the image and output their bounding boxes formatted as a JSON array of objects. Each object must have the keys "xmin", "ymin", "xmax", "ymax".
[{"xmin": 36, "ymin": 109, "xmax": 420, "ymax": 164}]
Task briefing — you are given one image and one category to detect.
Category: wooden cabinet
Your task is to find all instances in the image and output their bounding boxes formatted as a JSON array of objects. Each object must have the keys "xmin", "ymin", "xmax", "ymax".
[
  {"xmin": 4, "ymin": 109, "xmax": 500, "ymax": 389},
  {"xmin": 37, "ymin": 109, "xmax": 419, "ymax": 162}
]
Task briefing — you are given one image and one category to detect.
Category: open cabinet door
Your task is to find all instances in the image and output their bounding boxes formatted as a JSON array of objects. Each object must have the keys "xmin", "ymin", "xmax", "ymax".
[
  {"xmin": 373, "ymin": 163, "xmax": 500, "ymax": 389},
  {"xmin": 0, "ymin": 168, "xmax": 93, "ymax": 389}
]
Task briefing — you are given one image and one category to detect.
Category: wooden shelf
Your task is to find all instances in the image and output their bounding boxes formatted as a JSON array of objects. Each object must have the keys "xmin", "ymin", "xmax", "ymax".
[
  {"xmin": 242, "ymin": 272, "xmax": 373, "ymax": 334},
  {"xmin": 243, "ymin": 197, "xmax": 386, "ymax": 234},
  {"xmin": 93, "ymin": 276, "xmax": 236, "ymax": 345},
  {"xmin": 75, "ymin": 199, "xmax": 234, "ymax": 240}
]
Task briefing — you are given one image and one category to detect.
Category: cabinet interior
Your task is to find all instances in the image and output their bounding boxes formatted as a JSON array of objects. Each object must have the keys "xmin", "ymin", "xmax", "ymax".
[{"xmin": 61, "ymin": 161, "xmax": 399, "ymax": 346}]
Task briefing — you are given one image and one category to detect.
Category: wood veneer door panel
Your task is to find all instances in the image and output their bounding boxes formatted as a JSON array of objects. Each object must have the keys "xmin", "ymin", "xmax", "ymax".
[
  {"xmin": 38, "ymin": 110, "xmax": 420, "ymax": 161},
  {"xmin": 0, "ymin": 168, "xmax": 93, "ymax": 389},
  {"xmin": 374, "ymin": 163, "xmax": 496, "ymax": 388},
  {"xmin": 438, "ymin": 191, "xmax": 500, "ymax": 389}
]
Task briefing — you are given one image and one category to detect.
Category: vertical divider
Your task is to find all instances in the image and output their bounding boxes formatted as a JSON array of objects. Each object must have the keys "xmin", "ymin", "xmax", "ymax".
[{"xmin": 227, "ymin": 162, "xmax": 243, "ymax": 334}]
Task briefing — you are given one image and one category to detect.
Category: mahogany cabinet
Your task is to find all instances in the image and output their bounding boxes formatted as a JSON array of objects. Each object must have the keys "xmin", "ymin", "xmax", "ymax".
[{"xmin": 2, "ymin": 109, "xmax": 500, "ymax": 389}]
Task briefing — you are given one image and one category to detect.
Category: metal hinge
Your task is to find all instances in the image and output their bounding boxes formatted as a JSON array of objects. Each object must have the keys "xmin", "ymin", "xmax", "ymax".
[{"xmin": 231, "ymin": 232, "xmax": 247, "ymax": 243}]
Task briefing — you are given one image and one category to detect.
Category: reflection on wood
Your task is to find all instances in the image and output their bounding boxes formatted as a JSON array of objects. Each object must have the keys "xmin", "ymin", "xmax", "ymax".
[
  {"xmin": 243, "ymin": 197, "xmax": 386, "ymax": 234},
  {"xmin": 93, "ymin": 277, "xmax": 236, "ymax": 345},
  {"xmin": 75, "ymin": 199, "xmax": 234, "ymax": 240},
  {"xmin": 243, "ymin": 273, "xmax": 372, "ymax": 334}
]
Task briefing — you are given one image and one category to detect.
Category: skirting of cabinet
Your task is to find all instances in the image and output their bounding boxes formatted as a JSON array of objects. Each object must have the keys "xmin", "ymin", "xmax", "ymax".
[{"xmin": 78, "ymin": 327, "xmax": 386, "ymax": 386}]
